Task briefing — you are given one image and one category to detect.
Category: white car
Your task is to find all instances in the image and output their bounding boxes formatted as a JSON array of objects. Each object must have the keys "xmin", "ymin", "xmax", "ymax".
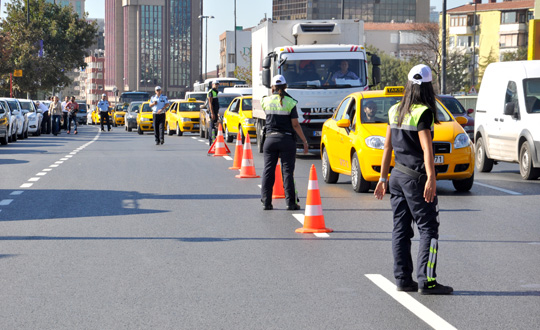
[
  {"xmin": 0, "ymin": 101, "xmax": 9, "ymax": 145},
  {"xmin": 0, "ymin": 98, "xmax": 29, "ymax": 139},
  {"xmin": 0, "ymin": 99, "xmax": 20, "ymax": 142},
  {"xmin": 18, "ymin": 99, "xmax": 43, "ymax": 136}
]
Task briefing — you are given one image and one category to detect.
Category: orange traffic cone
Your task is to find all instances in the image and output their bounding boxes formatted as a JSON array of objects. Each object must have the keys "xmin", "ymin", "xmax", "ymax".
[
  {"xmin": 235, "ymin": 134, "xmax": 260, "ymax": 178},
  {"xmin": 208, "ymin": 123, "xmax": 231, "ymax": 156},
  {"xmin": 272, "ymin": 160, "xmax": 285, "ymax": 199},
  {"xmin": 296, "ymin": 164, "xmax": 332, "ymax": 234},
  {"xmin": 229, "ymin": 131, "xmax": 244, "ymax": 170}
]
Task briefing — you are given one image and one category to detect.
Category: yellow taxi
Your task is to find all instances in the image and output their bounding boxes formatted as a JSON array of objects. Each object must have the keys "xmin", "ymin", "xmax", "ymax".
[
  {"xmin": 136, "ymin": 102, "xmax": 154, "ymax": 134},
  {"xmin": 165, "ymin": 98, "xmax": 203, "ymax": 136},
  {"xmin": 320, "ymin": 86, "xmax": 474, "ymax": 193},
  {"xmin": 222, "ymin": 95, "xmax": 256, "ymax": 143},
  {"xmin": 88, "ymin": 106, "xmax": 114, "ymax": 125},
  {"xmin": 113, "ymin": 103, "xmax": 128, "ymax": 127}
]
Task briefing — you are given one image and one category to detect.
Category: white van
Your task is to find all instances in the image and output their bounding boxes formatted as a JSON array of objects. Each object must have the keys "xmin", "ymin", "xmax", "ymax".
[{"xmin": 474, "ymin": 60, "xmax": 540, "ymax": 179}]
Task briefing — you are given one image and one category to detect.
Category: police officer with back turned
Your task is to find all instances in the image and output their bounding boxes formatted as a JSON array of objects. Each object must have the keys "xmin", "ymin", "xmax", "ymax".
[
  {"xmin": 374, "ymin": 64, "xmax": 453, "ymax": 295},
  {"xmin": 260, "ymin": 75, "xmax": 308, "ymax": 211},
  {"xmin": 207, "ymin": 81, "xmax": 220, "ymax": 146}
]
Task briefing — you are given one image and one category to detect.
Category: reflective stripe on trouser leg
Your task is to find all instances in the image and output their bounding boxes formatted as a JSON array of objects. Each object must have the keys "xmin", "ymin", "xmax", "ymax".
[{"xmin": 427, "ymin": 238, "xmax": 438, "ymax": 286}]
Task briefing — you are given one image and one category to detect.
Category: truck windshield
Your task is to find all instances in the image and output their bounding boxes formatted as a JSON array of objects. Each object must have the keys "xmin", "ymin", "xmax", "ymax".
[
  {"xmin": 523, "ymin": 78, "xmax": 540, "ymax": 113},
  {"xmin": 279, "ymin": 54, "xmax": 366, "ymax": 89}
]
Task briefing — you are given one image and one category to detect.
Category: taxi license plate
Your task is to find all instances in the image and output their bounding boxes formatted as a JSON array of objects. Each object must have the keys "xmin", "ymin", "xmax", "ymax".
[
  {"xmin": 193, "ymin": 125, "xmax": 199, "ymax": 129},
  {"xmin": 313, "ymin": 131, "xmax": 322, "ymax": 137},
  {"xmin": 434, "ymin": 155, "xmax": 444, "ymax": 164}
]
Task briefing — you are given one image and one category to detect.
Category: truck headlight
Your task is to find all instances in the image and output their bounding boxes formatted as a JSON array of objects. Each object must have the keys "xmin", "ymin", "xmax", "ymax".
[
  {"xmin": 454, "ymin": 133, "xmax": 470, "ymax": 149},
  {"xmin": 244, "ymin": 118, "xmax": 255, "ymax": 125},
  {"xmin": 365, "ymin": 136, "xmax": 385, "ymax": 150}
]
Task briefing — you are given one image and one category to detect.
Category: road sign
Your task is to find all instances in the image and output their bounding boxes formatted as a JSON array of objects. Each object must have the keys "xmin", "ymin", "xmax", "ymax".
[
  {"xmin": 469, "ymin": 86, "xmax": 477, "ymax": 94},
  {"xmin": 13, "ymin": 70, "xmax": 22, "ymax": 77}
]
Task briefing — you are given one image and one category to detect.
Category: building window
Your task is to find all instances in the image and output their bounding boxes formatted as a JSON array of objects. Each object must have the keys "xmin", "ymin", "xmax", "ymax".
[
  {"xmin": 450, "ymin": 15, "xmax": 467, "ymax": 27},
  {"xmin": 501, "ymin": 11, "xmax": 517, "ymax": 24},
  {"xmin": 140, "ymin": 5, "xmax": 163, "ymax": 86},
  {"xmin": 228, "ymin": 54, "xmax": 235, "ymax": 64},
  {"xmin": 500, "ymin": 34, "xmax": 518, "ymax": 48},
  {"xmin": 169, "ymin": 0, "xmax": 191, "ymax": 87},
  {"xmin": 457, "ymin": 36, "xmax": 470, "ymax": 47}
]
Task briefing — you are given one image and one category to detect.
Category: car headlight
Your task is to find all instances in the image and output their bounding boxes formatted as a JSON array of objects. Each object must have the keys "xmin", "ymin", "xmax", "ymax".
[
  {"xmin": 365, "ymin": 136, "xmax": 385, "ymax": 149},
  {"xmin": 181, "ymin": 117, "xmax": 191, "ymax": 122},
  {"xmin": 454, "ymin": 133, "xmax": 470, "ymax": 149},
  {"xmin": 141, "ymin": 117, "xmax": 151, "ymax": 122},
  {"xmin": 244, "ymin": 118, "xmax": 255, "ymax": 125}
]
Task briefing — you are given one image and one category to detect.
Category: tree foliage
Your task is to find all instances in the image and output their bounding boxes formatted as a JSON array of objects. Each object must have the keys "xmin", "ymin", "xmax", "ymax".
[
  {"xmin": 366, "ymin": 45, "xmax": 414, "ymax": 89},
  {"xmin": 0, "ymin": 0, "xmax": 97, "ymax": 96},
  {"xmin": 501, "ymin": 47, "xmax": 528, "ymax": 62},
  {"xmin": 234, "ymin": 49, "xmax": 252, "ymax": 86}
]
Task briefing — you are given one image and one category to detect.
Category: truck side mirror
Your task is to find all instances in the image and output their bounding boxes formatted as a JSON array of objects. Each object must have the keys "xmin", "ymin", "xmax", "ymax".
[
  {"xmin": 504, "ymin": 102, "xmax": 515, "ymax": 116},
  {"xmin": 262, "ymin": 55, "xmax": 272, "ymax": 88},
  {"xmin": 371, "ymin": 54, "xmax": 381, "ymax": 66},
  {"xmin": 370, "ymin": 54, "xmax": 381, "ymax": 87}
]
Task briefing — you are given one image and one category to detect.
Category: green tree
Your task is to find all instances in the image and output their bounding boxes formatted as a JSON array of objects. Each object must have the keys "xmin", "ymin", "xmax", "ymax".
[
  {"xmin": 501, "ymin": 47, "xmax": 528, "ymax": 62},
  {"xmin": 234, "ymin": 49, "xmax": 252, "ymax": 86},
  {"xmin": 446, "ymin": 50, "xmax": 471, "ymax": 94},
  {"xmin": 1, "ymin": 0, "xmax": 97, "ymax": 96},
  {"xmin": 366, "ymin": 45, "xmax": 414, "ymax": 89}
]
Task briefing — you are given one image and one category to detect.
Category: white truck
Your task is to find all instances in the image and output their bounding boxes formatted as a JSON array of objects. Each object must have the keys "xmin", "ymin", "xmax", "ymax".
[{"xmin": 251, "ymin": 19, "xmax": 380, "ymax": 152}]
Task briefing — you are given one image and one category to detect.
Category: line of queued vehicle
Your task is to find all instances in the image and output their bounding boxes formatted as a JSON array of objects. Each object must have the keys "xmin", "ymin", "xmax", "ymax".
[{"xmin": 0, "ymin": 97, "xmax": 44, "ymax": 146}]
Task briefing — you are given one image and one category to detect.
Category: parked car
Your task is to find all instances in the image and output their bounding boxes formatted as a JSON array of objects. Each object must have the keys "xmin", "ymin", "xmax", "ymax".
[
  {"xmin": 125, "ymin": 101, "xmax": 143, "ymax": 132},
  {"xmin": 18, "ymin": 99, "xmax": 42, "ymax": 136},
  {"xmin": 75, "ymin": 101, "xmax": 87, "ymax": 124},
  {"xmin": 222, "ymin": 95, "xmax": 256, "ymax": 143},
  {"xmin": 0, "ymin": 101, "xmax": 9, "ymax": 145},
  {"xmin": 475, "ymin": 60, "xmax": 540, "ymax": 180},
  {"xmin": 438, "ymin": 95, "xmax": 474, "ymax": 141},
  {"xmin": 198, "ymin": 92, "xmax": 240, "ymax": 138},
  {"xmin": 165, "ymin": 98, "xmax": 203, "ymax": 136},
  {"xmin": 320, "ymin": 86, "xmax": 474, "ymax": 193},
  {"xmin": 136, "ymin": 102, "xmax": 154, "ymax": 134},
  {"xmin": 0, "ymin": 100, "xmax": 18, "ymax": 142},
  {"xmin": 0, "ymin": 98, "xmax": 28, "ymax": 140}
]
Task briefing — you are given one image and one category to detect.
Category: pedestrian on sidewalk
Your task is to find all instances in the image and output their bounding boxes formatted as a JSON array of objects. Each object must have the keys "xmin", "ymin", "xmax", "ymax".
[
  {"xmin": 374, "ymin": 64, "xmax": 453, "ymax": 295},
  {"xmin": 66, "ymin": 96, "xmax": 79, "ymax": 134},
  {"xmin": 149, "ymin": 86, "xmax": 169, "ymax": 145},
  {"xmin": 49, "ymin": 96, "xmax": 62, "ymax": 136},
  {"xmin": 61, "ymin": 96, "xmax": 69, "ymax": 130}
]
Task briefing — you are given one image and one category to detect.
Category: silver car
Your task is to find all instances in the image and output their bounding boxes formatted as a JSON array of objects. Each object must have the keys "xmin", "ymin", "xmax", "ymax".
[
  {"xmin": 0, "ymin": 100, "xmax": 18, "ymax": 143},
  {"xmin": 18, "ymin": 99, "xmax": 43, "ymax": 136},
  {"xmin": 125, "ymin": 101, "xmax": 143, "ymax": 132}
]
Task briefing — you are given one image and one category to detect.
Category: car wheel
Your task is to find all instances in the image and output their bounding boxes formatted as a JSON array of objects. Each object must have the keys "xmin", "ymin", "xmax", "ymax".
[
  {"xmin": 240, "ymin": 126, "xmax": 246, "ymax": 144},
  {"xmin": 0, "ymin": 135, "xmax": 7, "ymax": 145},
  {"xmin": 200, "ymin": 121, "xmax": 205, "ymax": 138},
  {"xmin": 519, "ymin": 142, "xmax": 540, "ymax": 180},
  {"xmin": 475, "ymin": 136, "xmax": 494, "ymax": 173},
  {"xmin": 351, "ymin": 152, "xmax": 371, "ymax": 193},
  {"xmin": 176, "ymin": 122, "xmax": 183, "ymax": 136},
  {"xmin": 452, "ymin": 173, "xmax": 474, "ymax": 192},
  {"xmin": 137, "ymin": 124, "xmax": 143, "ymax": 135},
  {"xmin": 322, "ymin": 147, "xmax": 339, "ymax": 183},
  {"xmin": 224, "ymin": 125, "xmax": 234, "ymax": 143},
  {"xmin": 167, "ymin": 123, "xmax": 173, "ymax": 136}
]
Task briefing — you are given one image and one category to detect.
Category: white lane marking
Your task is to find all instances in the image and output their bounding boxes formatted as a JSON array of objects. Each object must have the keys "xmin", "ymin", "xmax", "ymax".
[
  {"xmin": 223, "ymin": 156, "xmax": 233, "ymax": 161},
  {"xmin": 69, "ymin": 152, "xmax": 77, "ymax": 155},
  {"xmin": 50, "ymin": 165, "xmax": 59, "ymax": 168},
  {"xmin": 65, "ymin": 155, "xmax": 73, "ymax": 158},
  {"xmin": 36, "ymin": 172, "xmax": 47, "ymax": 176},
  {"xmin": 0, "ymin": 199, "xmax": 14, "ymax": 206},
  {"xmin": 42, "ymin": 169, "xmax": 52, "ymax": 172},
  {"xmin": 20, "ymin": 183, "xmax": 33, "ymax": 188},
  {"xmin": 258, "ymin": 185, "xmax": 262, "ymax": 188},
  {"xmin": 55, "ymin": 161, "xmax": 63, "ymax": 164},
  {"xmin": 474, "ymin": 182, "xmax": 522, "ymax": 195},
  {"xmin": 191, "ymin": 137, "xmax": 198, "ymax": 139},
  {"xmin": 10, "ymin": 191, "xmax": 24, "ymax": 196},
  {"xmin": 60, "ymin": 158, "xmax": 69, "ymax": 161},
  {"xmin": 365, "ymin": 274, "xmax": 457, "ymax": 330},
  {"xmin": 28, "ymin": 177, "xmax": 40, "ymax": 182},
  {"xmin": 198, "ymin": 139, "xmax": 206, "ymax": 142}
]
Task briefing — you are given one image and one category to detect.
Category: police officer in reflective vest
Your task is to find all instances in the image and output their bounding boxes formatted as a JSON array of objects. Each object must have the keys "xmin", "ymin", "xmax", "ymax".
[
  {"xmin": 207, "ymin": 81, "xmax": 220, "ymax": 145},
  {"xmin": 374, "ymin": 64, "xmax": 453, "ymax": 295},
  {"xmin": 260, "ymin": 75, "xmax": 308, "ymax": 210}
]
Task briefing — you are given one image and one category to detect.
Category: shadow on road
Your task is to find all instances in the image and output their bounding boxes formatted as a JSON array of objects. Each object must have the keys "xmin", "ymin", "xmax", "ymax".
[{"xmin": 453, "ymin": 290, "xmax": 540, "ymax": 297}]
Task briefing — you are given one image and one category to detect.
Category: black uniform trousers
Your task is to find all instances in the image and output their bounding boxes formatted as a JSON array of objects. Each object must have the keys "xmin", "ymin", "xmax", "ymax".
[
  {"xmin": 153, "ymin": 113, "xmax": 166, "ymax": 143},
  {"xmin": 389, "ymin": 169, "xmax": 439, "ymax": 288},
  {"xmin": 41, "ymin": 112, "xmax": 51, "ymax": 134},
  {"xmin": 100, "ymin": 111, "xmax": 111, "ymax": 131},
  {"xmin": 62, "ymin": 112, "xmax": 68, "ymax": 130},
  {"xmin": 261, "ymin": 134, "xmax": 297, "ymax": 207}
]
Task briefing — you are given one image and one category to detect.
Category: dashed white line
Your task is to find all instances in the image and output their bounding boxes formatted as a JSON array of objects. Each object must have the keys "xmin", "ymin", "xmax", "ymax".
[
  {"xmin": 198, "ymin": 139, "xmax": 206, "ymax": 142},
  {"xmin": 65, "ymin": 155, "xmax": 73, "ymax": 158},
  {"xmin": 60, "ymin": 158, "xmax": 69, "ymax": 161},
  {"xmin": 10, "ymin": 191, "xmax": 24, "ymax": 196},
  {"xmin": 223, "ymin": 156, "xmax": 233, "ymax": 161},
  {"xmin": 55, "ymin": 161, "xmax": 63, "ymax": 164},
  {"xmin": 42, "ymin": 169, "xmax": 52, "ymax": 172},
  {"xmin": 191, "ymin": 137, "xmax": 198, "ymax": 140},
  {"xmin": 365, "ymin": 274, "xmax": 457, "ymax": 330},
  {"xmin": 0, "ymin": 199, "xmax": 14, "ymax": 206},
  {"xmin": 28, "ymin": 177, "xmax": 40, "ymax": 182},
  {"xmin": 20, "ymin": 183, "xmax": 33, "ymax": 188},
  {"xmin": 49, "ymin": 165, "xmax": 59, "ymax": 168},
  {"xmin": 36, "ymin": 172, "xmax": 47, "ymax": 176},
  {"xmin": 474, "ymin": 182, "xmax": 522, "ymax": 195}
]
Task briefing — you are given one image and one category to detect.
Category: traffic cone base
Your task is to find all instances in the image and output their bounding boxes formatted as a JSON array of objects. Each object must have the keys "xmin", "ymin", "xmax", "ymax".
[
  {"xmin": 296, "ymin": 164, "xmax": 332, "ymax": 233},
  {"xmin": 235, "ymin": 134, "xmax": 260, "ymax": 178},
  {"xmin": 229, "ymin": 131, "xmax": 243, "ymax": 170}
]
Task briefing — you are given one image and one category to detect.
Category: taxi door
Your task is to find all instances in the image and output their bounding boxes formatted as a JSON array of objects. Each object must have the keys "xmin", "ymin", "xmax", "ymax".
[
  {"xmin": 339, "ymin": 97, "xmax": 357, "ymax": 173},
  {"xmin": 225, "ymin": 98, "xmax": 240, "ymax": 133},
  {"xmin": 326, "ymin": 97, "xmax": 353, "ymax": 171},
  {"xmin": 167, "ymin": 102, "xmax": 178, "ymax": 129}
]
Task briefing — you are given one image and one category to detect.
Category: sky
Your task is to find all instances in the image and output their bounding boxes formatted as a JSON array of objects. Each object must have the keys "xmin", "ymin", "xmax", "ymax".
[{"xmin": 0, "ymin": 0, "xmax": 471, "ymax": 73}]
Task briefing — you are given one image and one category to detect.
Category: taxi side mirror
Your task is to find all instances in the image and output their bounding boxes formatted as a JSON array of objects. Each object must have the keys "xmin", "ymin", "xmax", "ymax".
[
  {"xmin": 171, "ymin": 110, "xmax": 176, "ymax": 114},
  {"xmin": 336, "ymin": 118, "xmax": 351, "ymax": 128},
  {"xmin": 455, "ymin": 116, "xmax": 467, "ymax": 125}
]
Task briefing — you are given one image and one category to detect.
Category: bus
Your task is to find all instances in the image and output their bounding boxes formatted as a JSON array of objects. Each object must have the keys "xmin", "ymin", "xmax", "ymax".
[
  {"xmin": 119, "ymin": 91, "xmax": 150, "ymax": 105},
  {"xmin": 192, "ymin": 78, "xmax": 247, "ymax": 93}
]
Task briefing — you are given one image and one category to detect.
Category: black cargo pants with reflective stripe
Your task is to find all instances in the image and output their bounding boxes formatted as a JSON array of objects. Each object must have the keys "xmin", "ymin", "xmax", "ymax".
[
  {"xmin": 389, "ymin": 169, "xmax": 439, "ymax": 288},
  {"xmin": 261, "ymin": 134, "xmax": 297, "ymax": 207}
]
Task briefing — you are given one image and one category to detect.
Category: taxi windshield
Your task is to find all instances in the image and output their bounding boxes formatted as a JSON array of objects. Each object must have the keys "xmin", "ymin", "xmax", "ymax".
[
  {"xmin": 178, "ymin": 103, "xmax": 200, "ymax": 112},
  {"xmin": 242, "ymin": 99, "xmax": 252, "ymax": 110},
  {"xmin": 141, "ymin": 104, "xmax": 152, "ymax": 112},
  {"xmin": 360, "ymin": 97, "xmax": 453, "ymax": 123}
]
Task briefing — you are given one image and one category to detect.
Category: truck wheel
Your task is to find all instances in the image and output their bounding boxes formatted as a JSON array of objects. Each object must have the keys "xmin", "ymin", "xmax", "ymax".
[
  {"xmin": 256, "ymin": 121, "xmax": 264, "ymax": 153},
  {"xmin": 519, "ymin": 143, "xmax": 540, "ymax": 180},
  {"xmin": 452, "ymin": 173, "xmax": 474, "ymax": 192},
  {"xmin": 224, "ymin": 125, "xmax": 234, "ymax": 143},
  {"xmin": 475, "ymin": 137, "xmax": 493, "ymax": 172},
  {"xmin": 322, "ymin": 148, "xmax": 339, "ymax": 183},
  {"xmin": 351, "ymin": 152, "xmax": 370, "ymax": 193}
]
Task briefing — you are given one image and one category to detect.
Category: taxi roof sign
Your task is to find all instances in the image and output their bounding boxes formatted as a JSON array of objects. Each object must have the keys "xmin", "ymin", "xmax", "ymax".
[
  {"xmin": 384, "ymin": 86, "xmax": 404, "ymax": 95},
  {"xmin": 187, "ymin": 98, "xmax": 197, "ymax": 102}
]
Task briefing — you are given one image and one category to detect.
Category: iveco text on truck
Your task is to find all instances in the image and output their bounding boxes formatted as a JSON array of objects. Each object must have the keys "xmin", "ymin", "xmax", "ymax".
[{"xmin": 251, "ymin": 19, "xmax": 380, "ymax": 152}]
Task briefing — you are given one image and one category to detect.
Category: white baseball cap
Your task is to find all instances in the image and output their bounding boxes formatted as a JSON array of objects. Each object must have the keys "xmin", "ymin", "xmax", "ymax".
[
  {"xmin": 408, "ymin": 64, "xmax": 432, "ymax": 85},
  {"xmin": 271, "ymin": 75, "xmax": 287, "ymax": 86},
  {"xmin": 155, "ymin": 86, "xmax": 162, "ymax": 90},
  {"xmin": 102, "ymin": 93, "xmax": 107, "ymax": 97}
]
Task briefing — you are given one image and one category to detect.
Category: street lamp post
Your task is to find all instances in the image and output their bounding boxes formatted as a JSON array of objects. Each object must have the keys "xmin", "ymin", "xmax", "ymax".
[
  {"xmin": 441, "ymin": 0, "xmax": 447, "ymax": 94},
  {"xmin": 198, "ymin": 15, "xmax": 215, "ymax": 81},
  {"xmin": 470, "ymin": 1, "xmax": 478, "ymax": 87},
  {"xmin": 234, "ymin": 0, "xmax": 237, "ymax": 73}
]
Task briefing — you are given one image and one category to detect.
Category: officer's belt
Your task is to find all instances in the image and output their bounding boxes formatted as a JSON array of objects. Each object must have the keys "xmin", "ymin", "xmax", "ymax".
[
  {"xmin": 394, "ymin": 162, "xmax": 427, "ymax": 182},
  {"xmin": 266, "ymin": 131, "xmax": 292, "ymax": 136}
]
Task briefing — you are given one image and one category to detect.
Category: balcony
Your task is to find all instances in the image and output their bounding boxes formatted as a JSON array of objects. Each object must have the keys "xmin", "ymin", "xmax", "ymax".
[
  {"xmin": 449, "ymin": 26, "xmax": 474, "ymax": 35},
  {"xmin": 500, "ymin": 23, "xmax": 527, "ymax": 34}
]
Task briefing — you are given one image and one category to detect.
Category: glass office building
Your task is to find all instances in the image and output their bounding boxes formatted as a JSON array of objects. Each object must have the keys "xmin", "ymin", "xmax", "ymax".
[
  {"xmin": 273, "ymin": 0, "xmax": 429, "ymax": 23},
  {"xmin": 45, "ymin": 0, "xmax": 85, "ymax": 17},
  {"xmin": 105, "ymin": 0, "xmax": 200, "ymax": 98}
]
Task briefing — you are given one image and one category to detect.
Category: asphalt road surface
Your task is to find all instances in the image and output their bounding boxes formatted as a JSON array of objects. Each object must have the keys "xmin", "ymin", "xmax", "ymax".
[{"xmin": 1, "ymin": 125, "xmax": 539, "ymax": 329}]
